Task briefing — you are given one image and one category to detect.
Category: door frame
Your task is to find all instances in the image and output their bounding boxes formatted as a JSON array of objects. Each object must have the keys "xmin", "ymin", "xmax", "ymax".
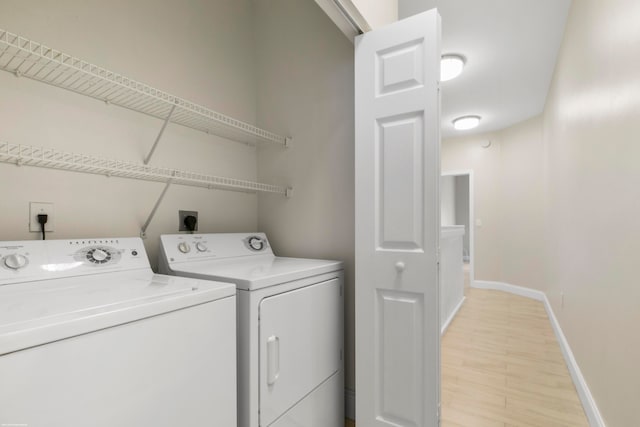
[{"xmin": 441, "ymin": 169, "xmax": 475, "ymax": 287}]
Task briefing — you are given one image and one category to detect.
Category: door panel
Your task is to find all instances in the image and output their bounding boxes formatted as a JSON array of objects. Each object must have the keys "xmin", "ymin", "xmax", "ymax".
[
  {"xmin": 259, "ymin": 279, "xmax": 342, "ymax": 427},
  {"xmin": 355, "ymin": 10, "xmax": 441, "ymax": 427},
  {"xmin": 376, "ymin": 39, "xmax": 425, "ymax": 96},
  {"xmin": 377, "ymin": 290, "xmax": 424, "ymax": 425},
  {"xmin": 377, "ymin": 112, "xmax": 424, "ymax": 250}
]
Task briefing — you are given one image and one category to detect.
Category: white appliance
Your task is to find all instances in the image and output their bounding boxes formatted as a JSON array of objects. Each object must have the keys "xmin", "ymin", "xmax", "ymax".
[
  {"xmin": 158, "ymin": 233, "xmax": 344, "ymax": 427},
  {"xmin": 0, "ymin": 237, "xmax": 237, "ymax": 427}
]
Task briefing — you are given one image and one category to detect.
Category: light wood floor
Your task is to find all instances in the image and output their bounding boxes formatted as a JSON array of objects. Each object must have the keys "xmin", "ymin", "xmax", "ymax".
[
  {"xmin": 346, "ymin": 272, "xmax": 588, "ymax": 427},
  {"xmin": 441, "ymin": 286, "xmax": 588, "ymax": 426}
]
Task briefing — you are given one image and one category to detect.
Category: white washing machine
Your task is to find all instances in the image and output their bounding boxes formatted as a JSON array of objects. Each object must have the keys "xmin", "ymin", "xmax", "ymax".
[
  {"xmin": 158, "ymin": 233, "xmax": 344, "ymax": 427},
  {"xmin": 0, "ymin": 237, "xmax": 237, "ymax": 427}
]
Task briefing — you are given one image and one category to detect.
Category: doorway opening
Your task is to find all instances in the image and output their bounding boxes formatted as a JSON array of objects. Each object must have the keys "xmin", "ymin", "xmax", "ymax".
[{"xmin": 441, "ymin": 170, "xmax": 474, "ymax": 289}]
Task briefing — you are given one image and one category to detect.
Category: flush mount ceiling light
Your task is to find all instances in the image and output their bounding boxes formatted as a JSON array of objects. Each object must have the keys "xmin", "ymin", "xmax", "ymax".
[
  {"xmin": 441, "ymin": 54, "xmax": 465, "ymax": 82},
  {"xmin": 453, "ymin": 115, "xmax": 481, "ymax": 131}
]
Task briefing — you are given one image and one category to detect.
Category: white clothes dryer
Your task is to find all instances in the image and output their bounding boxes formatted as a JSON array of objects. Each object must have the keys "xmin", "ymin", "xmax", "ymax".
[
  {"xmin": 0, "ymin": 237, "xmax": 237, "ymax": 427},
  {"xmin": 158, "ymin": 233, "xmax": 344, "ymax": 427}
]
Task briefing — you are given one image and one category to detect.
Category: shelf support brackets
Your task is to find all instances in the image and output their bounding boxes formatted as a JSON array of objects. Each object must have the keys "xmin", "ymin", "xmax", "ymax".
[
  {"xmin": 144, "ymin": 102, "xmax": 178, "ymax": 165},
  {"xmin": 140, "ymin": 179, "xmax": 173, "ymax": 239}
]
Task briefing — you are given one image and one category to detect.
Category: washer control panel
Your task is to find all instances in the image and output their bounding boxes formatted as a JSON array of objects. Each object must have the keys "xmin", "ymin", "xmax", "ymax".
[
  {"xmin": 161, "ymin": 233, "xmax": 273, "ymax": 263},
  {"xmin": 0, "ymin": 238, "xmax": 149, "ymax": 285}
]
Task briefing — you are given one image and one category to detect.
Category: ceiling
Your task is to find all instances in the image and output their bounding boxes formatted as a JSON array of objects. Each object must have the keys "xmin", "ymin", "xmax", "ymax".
[{"xmin": 399, "ymin": 0, "xmax": 572, "ymax": 138}]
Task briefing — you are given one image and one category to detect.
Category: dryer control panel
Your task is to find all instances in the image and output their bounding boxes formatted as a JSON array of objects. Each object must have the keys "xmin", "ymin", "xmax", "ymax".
[
  {"xmin": 0, "ymin": 237, "xmax": 149, "ymax": 286},
  {"xmin": 160, "ymin": 233, "xmax": 273, "ymax": 264}
]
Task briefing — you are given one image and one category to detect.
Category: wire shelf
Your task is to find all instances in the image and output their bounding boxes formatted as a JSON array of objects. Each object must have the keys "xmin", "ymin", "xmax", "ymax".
[
  {"xmin": 0, "ymin": 28, "xmax": 290, "ymax": 147},
  {"xmin": 0, "ymin": 141, "xmax": 288, "ymax": 196}
]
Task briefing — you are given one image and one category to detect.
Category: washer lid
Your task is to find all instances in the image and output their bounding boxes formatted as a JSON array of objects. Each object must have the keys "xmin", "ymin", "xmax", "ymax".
[
  {"xmin": 169, "ymin": 255, "xmax": 343, "ymax": 290},
  {"xmin": 0, "ymin": 270, "xmax": 235, "ymax": 355}
]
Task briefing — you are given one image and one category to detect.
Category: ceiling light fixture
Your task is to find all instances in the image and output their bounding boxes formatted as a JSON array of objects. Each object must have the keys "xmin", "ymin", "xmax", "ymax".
[
  {"xmin": 441, "ymin": 54, "xmax": 465, "ymax": 82},
  {"xmin": 453, "ymin": 115, "xmax": 481, "ymax": 131}
]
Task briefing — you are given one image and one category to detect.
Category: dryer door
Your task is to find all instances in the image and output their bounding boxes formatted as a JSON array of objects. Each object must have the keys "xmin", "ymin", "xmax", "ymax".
[{"xmin": 259, "ymin": 278, "xmax": 342, "ymax": 426}]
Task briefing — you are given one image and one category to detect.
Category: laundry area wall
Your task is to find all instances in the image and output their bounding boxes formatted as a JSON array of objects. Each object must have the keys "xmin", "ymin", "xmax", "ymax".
[
  {"xmin": 0, "ymin": 0, "xmax": 260, "ymax": 266},
  {"xmin": 253, "ymin": 0, "xmax": 356, "ymax": 391},
  {"xmin": 0, "ymin": 0, "xmax": 357, "ymax": 397}
]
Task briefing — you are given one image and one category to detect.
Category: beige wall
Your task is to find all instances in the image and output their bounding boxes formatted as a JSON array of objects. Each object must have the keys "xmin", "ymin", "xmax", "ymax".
[
  {"xmin": 253, "ymin": 0, "xmax": 356, "ymax": 390},
  {"xmin": 498, "ymin": 116, "xmax": 546, "ymax": 291},
  {"xmin": 543, "ymin": 0, "xmax": 640, "ymax": 424},
  {"xmin": 0, "ymin": 0, "xmax": 259, "ymax": 267},
  {"xmin": 351, "ymin": 0, "xmax": 399, "ymax": 28}
]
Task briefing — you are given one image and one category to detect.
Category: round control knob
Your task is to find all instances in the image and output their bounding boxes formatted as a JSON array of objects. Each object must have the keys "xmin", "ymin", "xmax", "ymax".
[
  {"xmin": 4, "ymin": 254, "xmax": 28, "ymax": 270},
  {"xmin": 196, "ymin": 242, "xmax": 208, "ymax": 252},
  {"xmin": 86, "ymin": 247, "xmax": 112, "ymax": 264},
  {"xmin": 92, "ymin": 249, "xmax": 109, "ymax": 261},
  {"xmin": 248, "ymin": 237, "xmax": 264, "ymax": 251},
  {"xmin": 395, "ymin": 261, "xmax": 406, "ymax": 272},
  {"xmin": 178, "ymin": 242, "xmax": 191, "ymax": 254}
]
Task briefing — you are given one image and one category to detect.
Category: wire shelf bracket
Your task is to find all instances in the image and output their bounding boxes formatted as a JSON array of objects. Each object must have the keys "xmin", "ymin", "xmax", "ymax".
[
  {"xmin": 144, "ymin": 102, "xmax": 177, "ymax": 165},
  {"xmin": 140, "ymin": 179, "xmax": 173, "ymax": 239},
  {"xmin": 0, "ymin": 28, "xmax": 291, "ymax": 148}
]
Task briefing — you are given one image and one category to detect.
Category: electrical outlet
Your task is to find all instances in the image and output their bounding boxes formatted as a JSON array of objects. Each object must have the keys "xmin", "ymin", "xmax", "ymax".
[
  {"xmin": 29, "ymin": 202, "xmax": 55, "ymax": 232},
  {"xmin": 179, "ymin": 210, "xmax": 198, "ymax": 232}
]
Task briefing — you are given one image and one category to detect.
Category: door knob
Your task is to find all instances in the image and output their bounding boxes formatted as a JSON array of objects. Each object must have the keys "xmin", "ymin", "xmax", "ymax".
[{"xmin": 395, "ymin": 261, "xmax": 405, "ymax": 272}]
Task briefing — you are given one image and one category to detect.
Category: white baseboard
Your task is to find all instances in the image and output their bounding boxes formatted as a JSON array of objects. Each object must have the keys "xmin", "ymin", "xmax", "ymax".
[
  {"xmin": 472, "ymin": 280, "xmax": 545, "ymax": 301},
  {"xmin": 472, "ymin": 280, "xmax": 606, "ymax": 427},
  {"xmin": 441, "ymin": 296, "xmax": 465, "ymax": 335},
  {"xmin": 542, "ymin": 294, "xmax": 606, "ymax": 426},
  {"xmin": 345, "ymin": 388, "xmax": 355, "ymax": 420}
]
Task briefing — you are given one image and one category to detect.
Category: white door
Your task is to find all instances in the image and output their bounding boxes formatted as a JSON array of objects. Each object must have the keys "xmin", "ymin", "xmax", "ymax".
[
  {"xmin": 355, "ymin": 10, "xmax": 441, "ymax": 427},
  {"xmin": 259, "ymin": 279, "xmax": 342, "ymax": 426}
]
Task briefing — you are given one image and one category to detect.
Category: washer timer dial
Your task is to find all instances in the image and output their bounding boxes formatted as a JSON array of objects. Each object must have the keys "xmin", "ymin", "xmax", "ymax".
[
  {"xmin": 74, "ymin": 245, "xmax": 121, "ymax": 266},
  {"xmin": 86, "ymin": 247, "xmax": 112, "ymax": 264},
  {"xmin": 178, "ymin": 242, "xmax": 191, "ymax": 254},
  {"xmin": 4, "ymin": 254, "xmax": 28, "ymax": 270}
]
